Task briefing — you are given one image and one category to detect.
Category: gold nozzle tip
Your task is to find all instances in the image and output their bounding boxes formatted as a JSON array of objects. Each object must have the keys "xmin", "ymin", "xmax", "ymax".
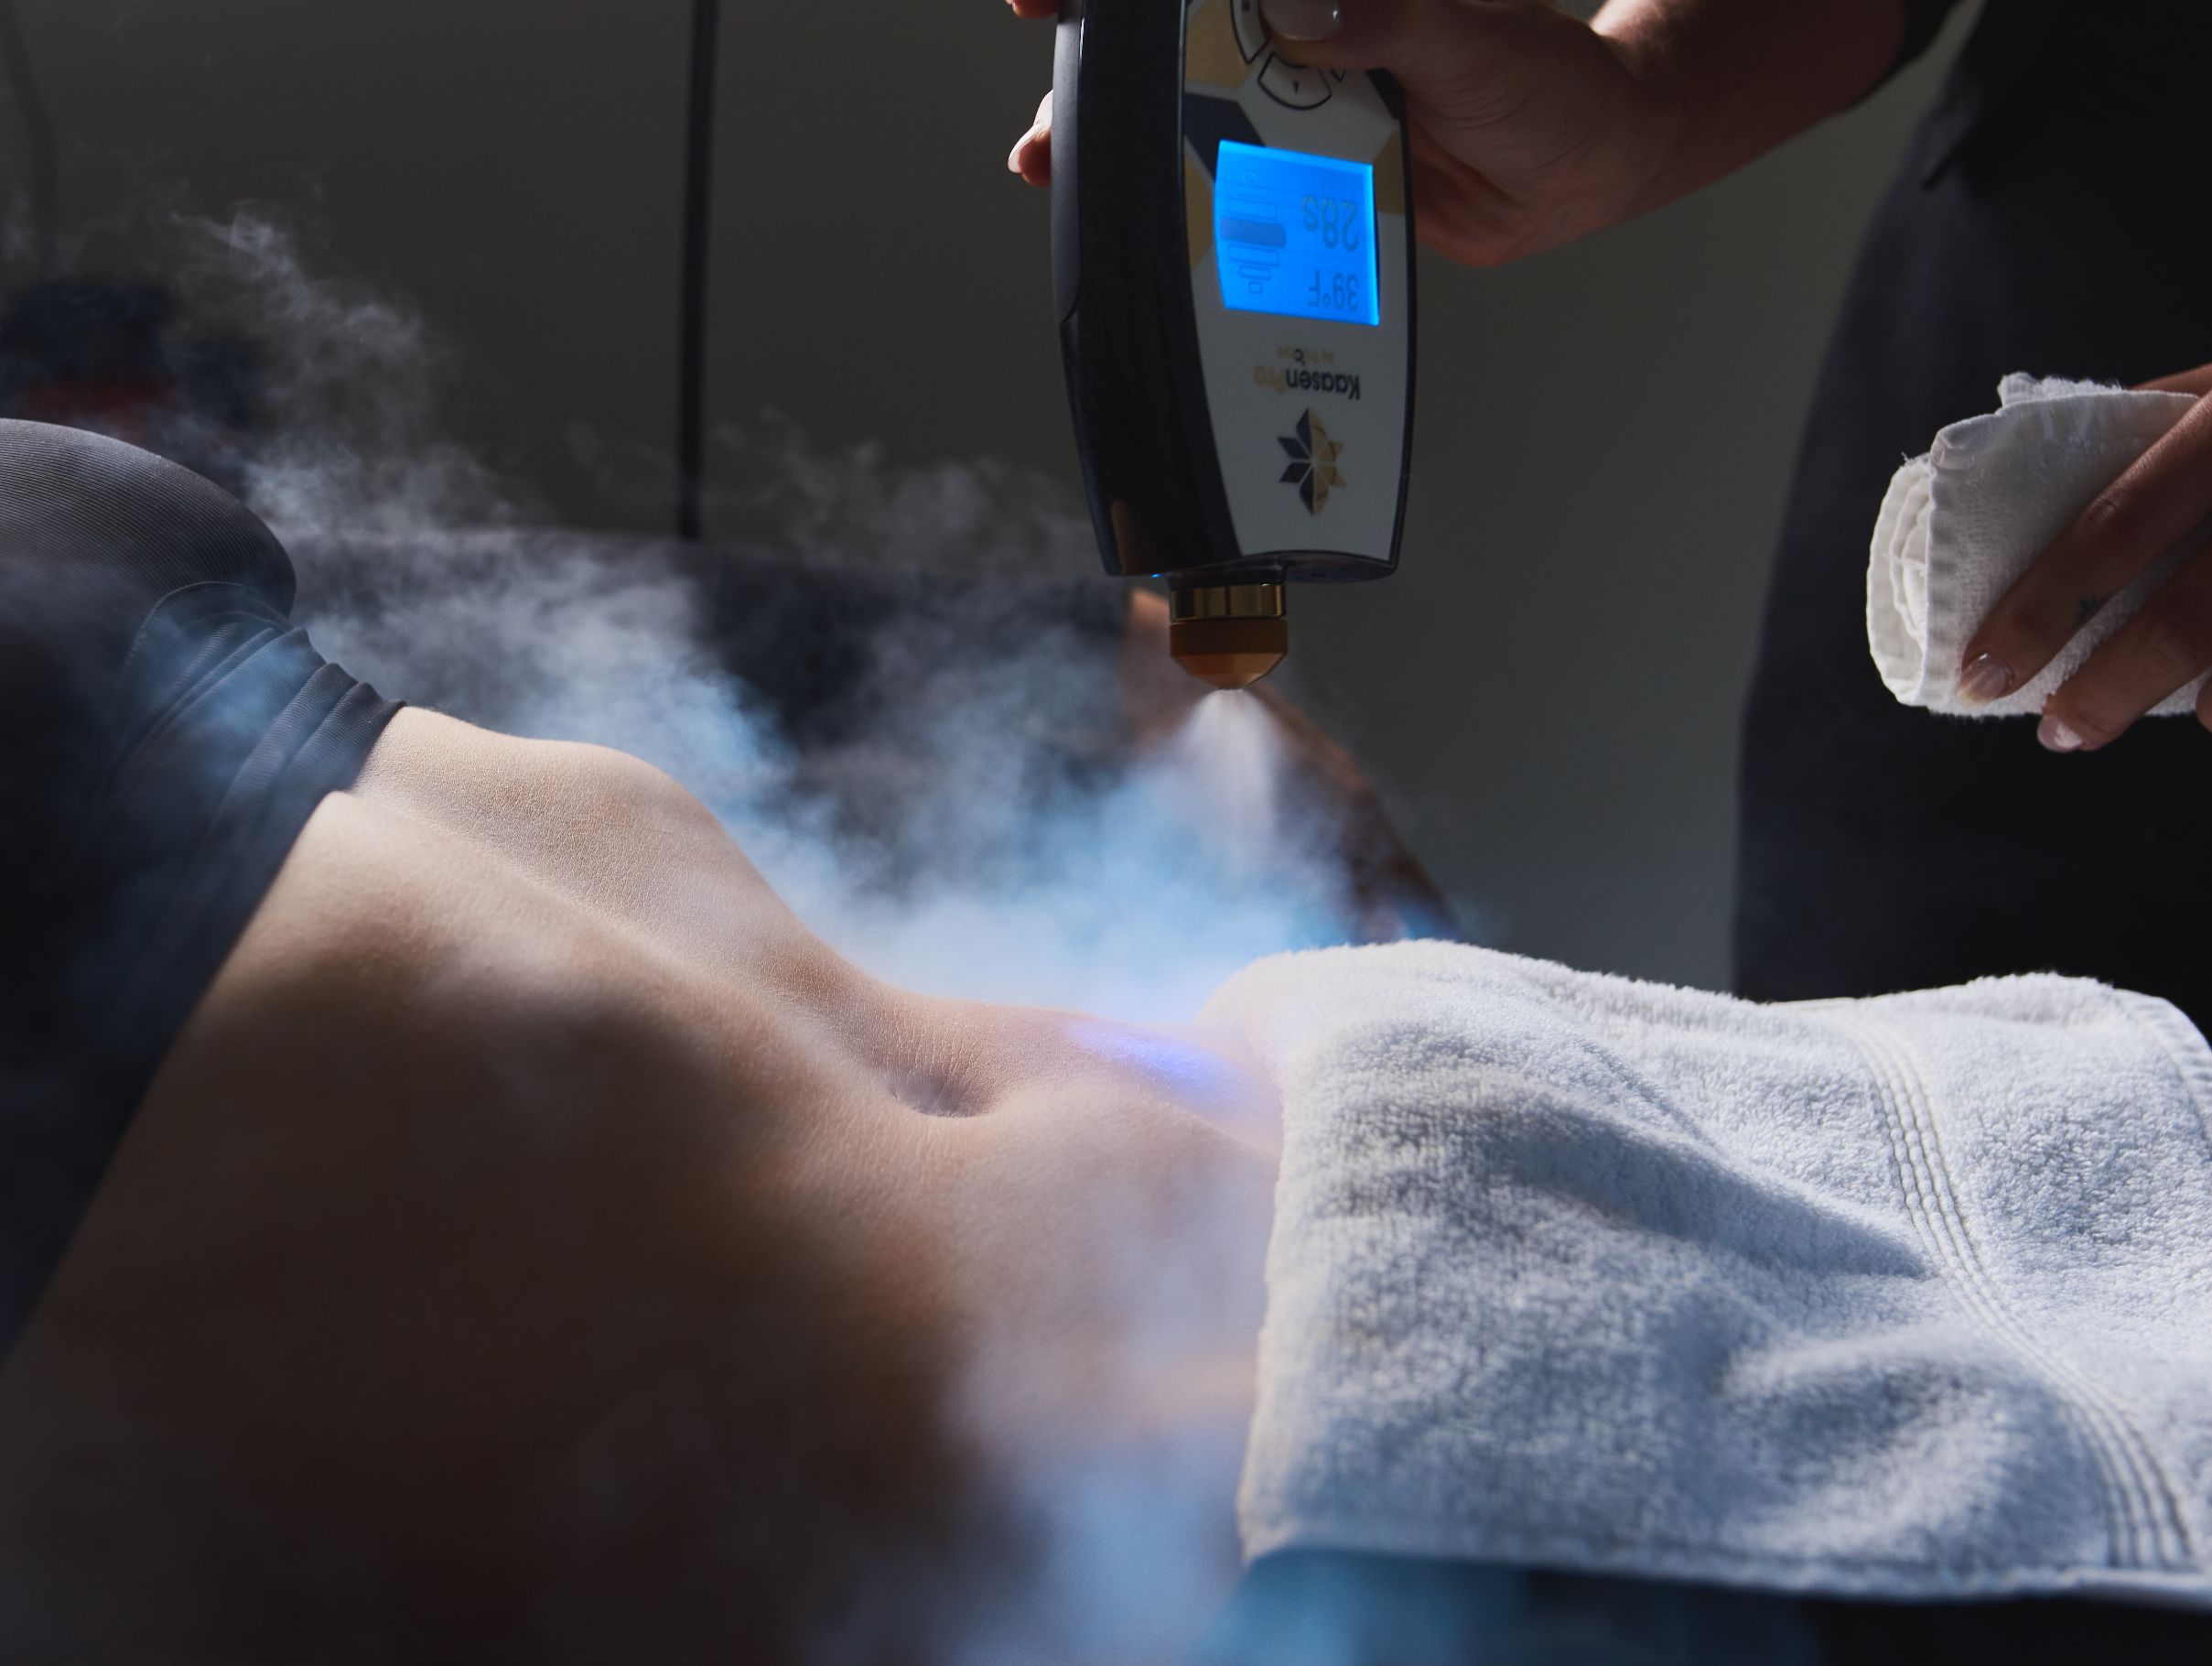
[
  {"xmin": 1167, "ymin": 582, "xmax": 1288, "ymax": 689},
  {"xmin": 1171, "ymin": 633, "xmax": 1287, "ymax": 690}
]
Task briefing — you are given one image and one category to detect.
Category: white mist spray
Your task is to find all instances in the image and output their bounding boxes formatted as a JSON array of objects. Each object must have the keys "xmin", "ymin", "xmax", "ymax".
[
  {"xmin": 1161, "ymin": 691, "xmax": 1286, "ymax": 870},
  {"xmin": 132, "ymin": 211, "xmax": 1446, "ymax": 1663}
]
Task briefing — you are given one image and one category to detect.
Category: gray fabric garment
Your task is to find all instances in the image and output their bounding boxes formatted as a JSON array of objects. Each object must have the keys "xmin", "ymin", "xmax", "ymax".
[{"xmin": 1202, "ymin": 944, "xmax": 2212, "ymax": 1606}]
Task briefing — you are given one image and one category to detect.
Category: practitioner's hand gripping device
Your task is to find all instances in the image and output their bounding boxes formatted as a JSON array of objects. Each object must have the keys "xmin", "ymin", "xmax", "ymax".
[{"xmin": 1053, "ymin": 0, "xmax": 1415, "ymax": 687}]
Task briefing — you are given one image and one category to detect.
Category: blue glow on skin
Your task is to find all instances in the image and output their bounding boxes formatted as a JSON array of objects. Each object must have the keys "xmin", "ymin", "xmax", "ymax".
[{"xmin": 1060, "ymin": 1020, "xmax": 1258, "ymax": 1112}]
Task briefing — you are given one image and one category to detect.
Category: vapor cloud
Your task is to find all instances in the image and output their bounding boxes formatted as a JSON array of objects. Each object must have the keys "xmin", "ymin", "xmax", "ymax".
[
  {"xmin": 166, "ymin": 210, "xmax": 1370, "ymax": 1022},
  {"xmin": 59, "ymin": 206, "xmax": 1419, "ymax": 1665}
]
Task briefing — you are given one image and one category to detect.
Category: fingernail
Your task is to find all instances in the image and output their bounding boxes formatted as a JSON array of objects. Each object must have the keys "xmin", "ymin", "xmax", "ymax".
[
  {"xmin": 1260, "ymin": 0, "xmax": 1343, "ymax": 41},
  {"xmin": 2037, "ymin": 713, "xmax": 2084, "ymax": 752},
  {"xmin": 1956, "ymin": 652, "xmax": 2013, "ymax": 708}
]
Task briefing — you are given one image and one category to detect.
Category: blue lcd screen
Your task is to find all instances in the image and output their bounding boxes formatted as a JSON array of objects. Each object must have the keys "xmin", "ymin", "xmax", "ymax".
[{"xmin": 1213, "ymin": 139, "xmax": 1380, "ymax": 328}]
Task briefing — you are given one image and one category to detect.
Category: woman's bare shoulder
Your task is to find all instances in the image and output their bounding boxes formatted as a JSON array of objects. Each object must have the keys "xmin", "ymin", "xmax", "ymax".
[
  {"xmin": 179, "ymin": 706, "xmax": 864, "ymax": 1076},
  {"xmin": 349, "ymin": 708, "xmax": 733, "ymax": 881}
]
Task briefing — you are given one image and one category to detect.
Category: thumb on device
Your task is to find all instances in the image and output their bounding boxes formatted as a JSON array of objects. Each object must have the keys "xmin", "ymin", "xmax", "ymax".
[
  {"xmin": 1257, "ymin": 0, "xmax": 1674, "ymax": 265},
  {"xmin": 1258, "ymin": 0, "xmax": 1417, "ymax": 56},
  {"xmin": 1259, "ymin": 0, "xmax": 1621, "ymax": 128},
  {"xmin": 1259, "ymin": 0, "xmax": 1558, "ymax": 72}
]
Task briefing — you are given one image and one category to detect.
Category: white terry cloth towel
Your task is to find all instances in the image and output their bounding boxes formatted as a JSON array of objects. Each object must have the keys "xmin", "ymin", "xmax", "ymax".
[
  {"xmin": 1867, "ymin": 373, "xmax": 2209, "ymax": 718},
  {"xmin": 1200, "ymin": 943, "xmax": 2212, "ymax": 1606}
]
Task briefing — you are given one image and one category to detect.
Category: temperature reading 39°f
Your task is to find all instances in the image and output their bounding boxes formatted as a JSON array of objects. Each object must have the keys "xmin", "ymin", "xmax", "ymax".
[{"xmin": 1213, "ymin": 139, "xmax": 1380, "ymax": 328}]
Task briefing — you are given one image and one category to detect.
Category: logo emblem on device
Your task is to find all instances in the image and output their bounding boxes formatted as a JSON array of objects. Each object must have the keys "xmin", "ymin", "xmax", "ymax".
[{"xmin": 1279, "ymin": 410, "xmax": 1344, "ymax": 514}]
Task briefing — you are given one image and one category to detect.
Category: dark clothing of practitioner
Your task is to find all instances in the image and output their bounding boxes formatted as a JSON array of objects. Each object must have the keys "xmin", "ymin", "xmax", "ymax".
[
  {"xmin": 1729, "ymin": 1, "xmax": 2212, "ymax": 1654},
  {"xmin": 1736, "ymin": 0, "xmax": 2212, "ymax": 1035}
]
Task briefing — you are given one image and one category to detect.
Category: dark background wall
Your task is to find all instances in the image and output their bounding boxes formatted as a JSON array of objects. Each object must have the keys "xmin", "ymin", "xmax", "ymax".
[{"xmin": 0, "ymin": 0, "xmax": 1972, "ymax": 991}]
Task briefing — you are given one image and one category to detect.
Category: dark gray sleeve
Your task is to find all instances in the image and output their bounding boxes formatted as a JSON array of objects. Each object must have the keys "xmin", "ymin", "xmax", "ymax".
[
  {"xmin": 1851, "ymin": 0, "xmax": 1967, "ymax": 104},
  {"xmin": 1893, "ymin": 0, "xmax": 1968, "ymax": 75}
]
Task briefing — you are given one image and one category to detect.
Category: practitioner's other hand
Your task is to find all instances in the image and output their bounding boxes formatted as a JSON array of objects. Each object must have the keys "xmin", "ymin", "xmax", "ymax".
[
  {"xmin": 1002, "ymin": 0, "xmax": 1682, "ymax": 265},
  {"xmin": 1956, "ymin": 362, "xmax": 2212, "ymax": 752}
]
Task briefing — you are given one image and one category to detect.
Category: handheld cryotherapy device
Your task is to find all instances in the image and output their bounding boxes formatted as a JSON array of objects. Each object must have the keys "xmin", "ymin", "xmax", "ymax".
[{"xmin": 1052, "ymin": 0, "xmax": 1416, "ymax": 688}]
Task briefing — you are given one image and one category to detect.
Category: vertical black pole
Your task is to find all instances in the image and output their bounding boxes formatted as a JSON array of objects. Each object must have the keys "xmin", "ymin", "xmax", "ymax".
[
  {"xmin": 676, "ymin": 0, "xmax": 720, "ymax": 542},
  {"xmin": 0, "ymin": 0, "xmax": 59, "ymax": 276}
]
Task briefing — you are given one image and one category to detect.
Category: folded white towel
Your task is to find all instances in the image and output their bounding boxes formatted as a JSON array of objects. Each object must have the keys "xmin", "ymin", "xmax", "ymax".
[
  {"xmin": 1201, "ymin": 943, "xmax": 2212, "ymax": 1606},
  {"xmin": 1867, "ymin": 373, "xmax": 2207, "ymax": 717}
]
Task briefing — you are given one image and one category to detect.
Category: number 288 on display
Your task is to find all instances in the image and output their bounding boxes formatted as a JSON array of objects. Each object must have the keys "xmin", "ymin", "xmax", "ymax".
[{"xmin": 1302, "ymin": 195, "xmax": 1363, "ymax": 251}]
